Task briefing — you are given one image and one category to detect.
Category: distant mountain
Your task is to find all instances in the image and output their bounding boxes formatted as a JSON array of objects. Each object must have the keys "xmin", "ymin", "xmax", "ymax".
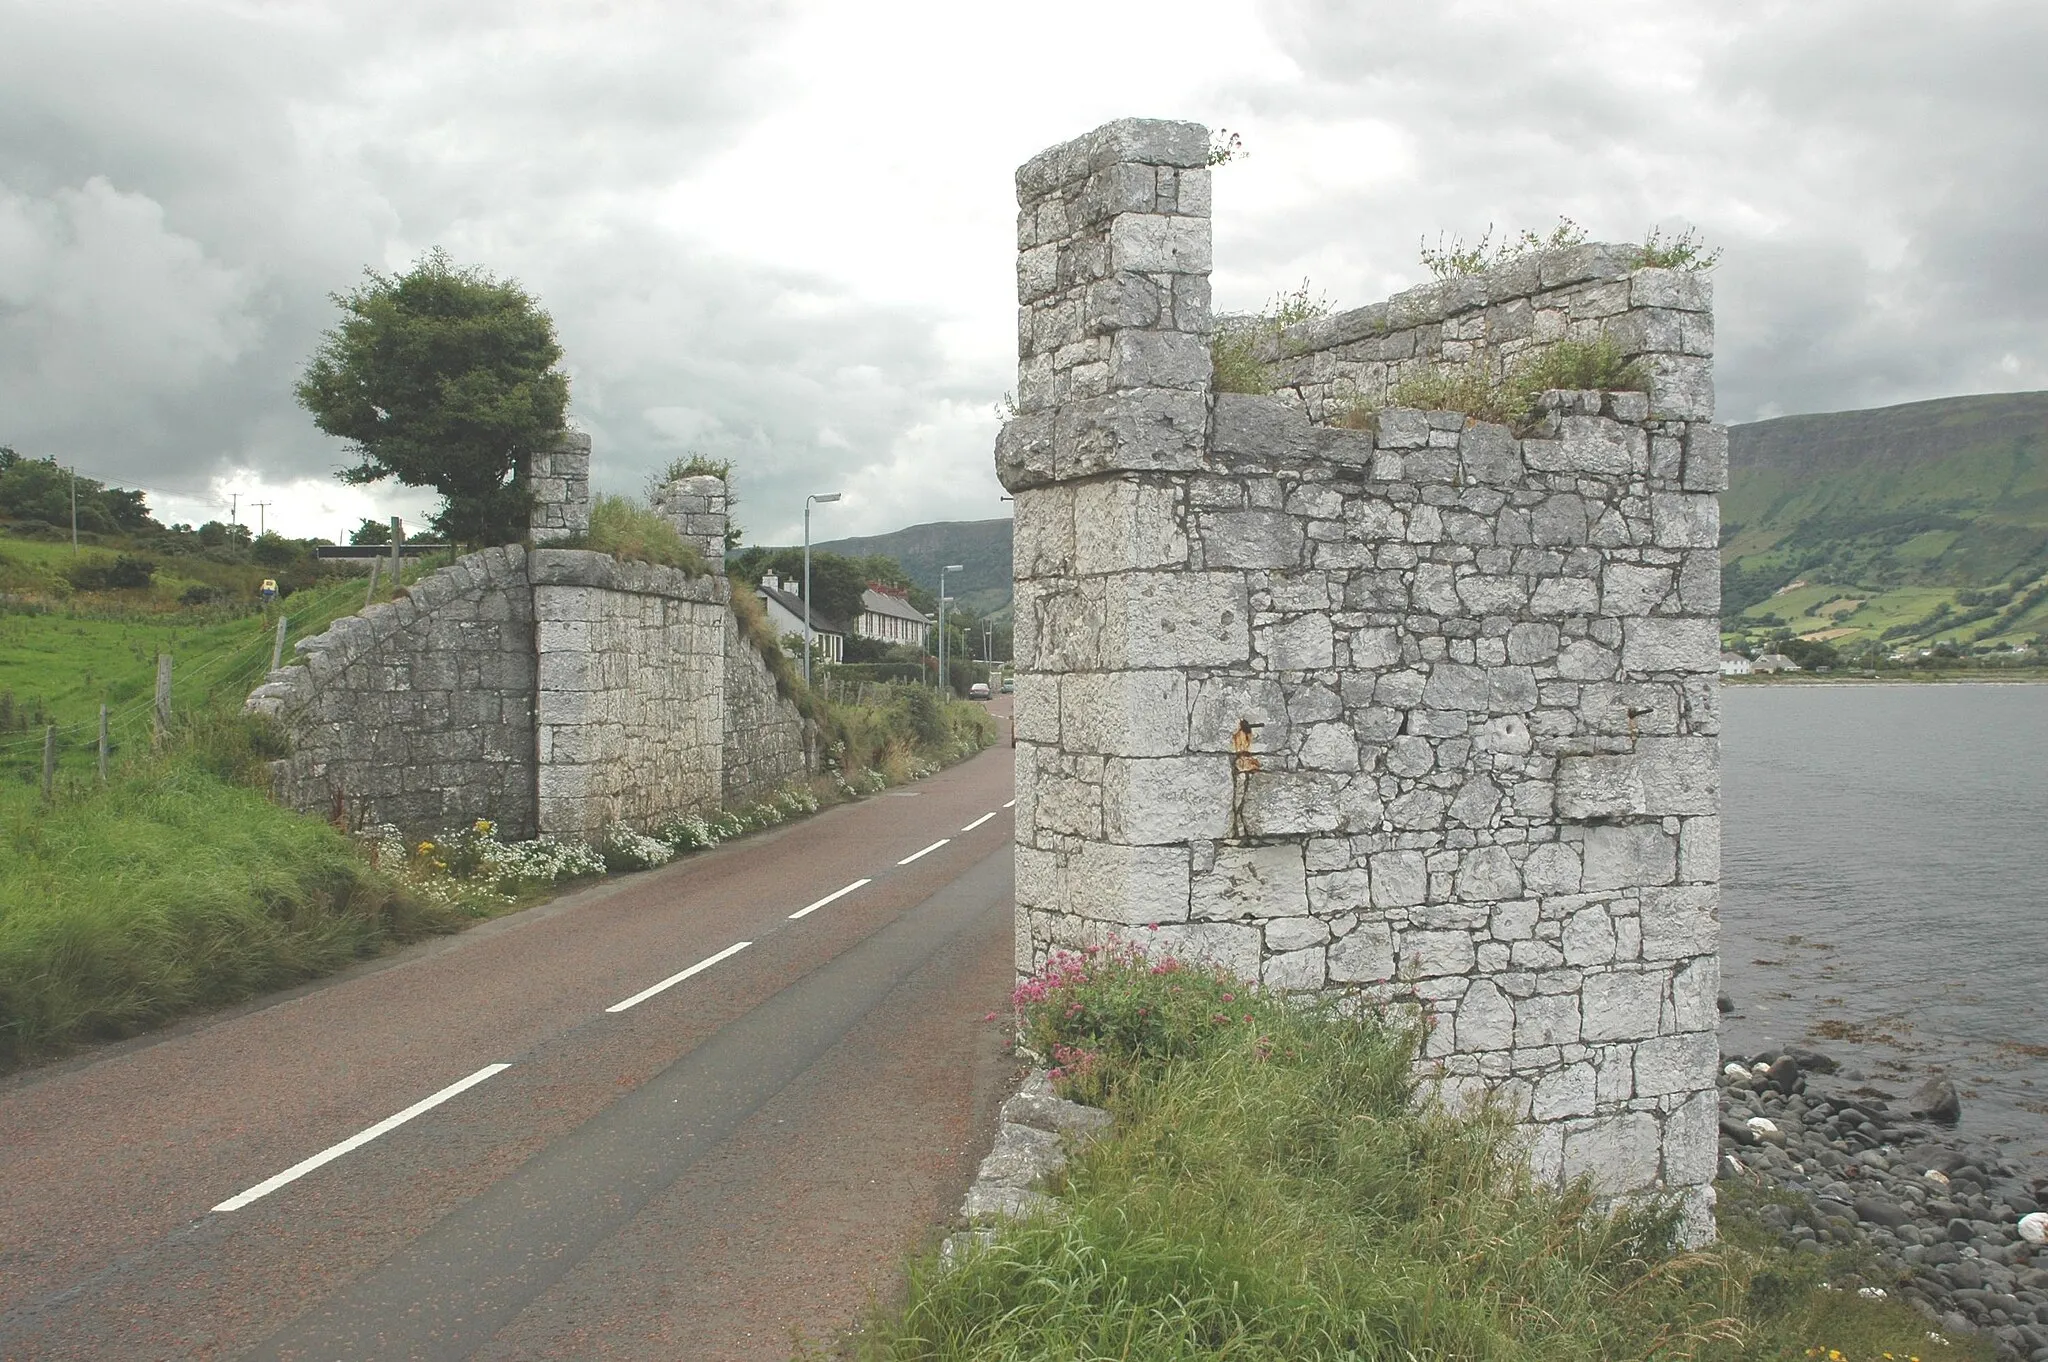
[
  {"xmin": 812, "ymin": 517, "xmax": 1015, "ymax": 620},
  {"xmin": 1723, "ymin": 391, "xmax": 2048, "ymax": 648}
]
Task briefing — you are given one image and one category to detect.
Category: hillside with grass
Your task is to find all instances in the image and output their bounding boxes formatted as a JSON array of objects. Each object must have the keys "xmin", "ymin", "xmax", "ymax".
[
  {"xmin": 1722, "ymin": 391, "xmax": 2048, "ymax": 662},
  {"xmin": 812, "ymin": 517, "xmax": 1015, "ymax": 621}
]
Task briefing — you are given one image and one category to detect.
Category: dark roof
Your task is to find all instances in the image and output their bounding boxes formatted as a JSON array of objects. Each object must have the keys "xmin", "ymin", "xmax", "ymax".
[{"xmin": 756, "ymin": 582, "xmax": 847, "ymax": 636}]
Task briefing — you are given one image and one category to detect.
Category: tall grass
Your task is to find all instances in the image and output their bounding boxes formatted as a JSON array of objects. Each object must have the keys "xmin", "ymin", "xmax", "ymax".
[
  {"xmin": 0, "ymin": 752, "xmax": 462, "ymax": 1067},
  {"xmin": 854, "ymin": 947, "xmax": 1989, "ymax": 1362},
  {"xmin": 1378, "ymin": 334, "xmax": 1650, "ymax": 434}
]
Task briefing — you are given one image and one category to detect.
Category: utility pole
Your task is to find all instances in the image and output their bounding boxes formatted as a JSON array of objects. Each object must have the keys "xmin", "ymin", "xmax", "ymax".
[
  {"xmin": 229, "ymin": 492, "xmax": 238, "ymax": 527},
  {"xmin": 69, "ymin": 466, "xmax": 78, "ymax": 555},
  {"xmin": 802, "ymin": 493, "xmax": 842, "ymax": 689},
  {"xmin": 252, "ymin": 501, "xmax": 271, "ymax": 536},
  {"xmin": 937, "ymin": 563, "xmax": 964, "ymax": 696}
]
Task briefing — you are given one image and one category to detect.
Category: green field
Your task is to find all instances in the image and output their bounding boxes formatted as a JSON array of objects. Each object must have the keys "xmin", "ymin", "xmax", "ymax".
[
  {"xmin": 1723, "ymin": 391, "xmax": 2048, "ymax": 658},
  {"xmin": 0, "ymin": 539, "xmax": 422, "ymax": 782}
]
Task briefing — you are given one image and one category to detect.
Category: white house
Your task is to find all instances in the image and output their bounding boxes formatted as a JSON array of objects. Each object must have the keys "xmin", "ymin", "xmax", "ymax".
[
  {"xmin": 1719, "ymin": 652, "xmax": 1753, "ymax": 676},
  {"xmin": 855, "ymin": 585, "xmax": 932, "ymax": 649},
  {"xmin": 1751, "ymin": 652, "xmax": 1801, "ymax": 673},
  {"xmin": 755, "ymin": 573, "xmax": 846, "ymax": 663}
]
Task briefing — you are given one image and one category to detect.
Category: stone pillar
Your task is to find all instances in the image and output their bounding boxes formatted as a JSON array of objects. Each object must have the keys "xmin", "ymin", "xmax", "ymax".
[
  {"xmin": 653, "ymin": 474, "xmax": 731, "ymax": 573},
  {"xmin": 998, "ymin": 117, "xmax": 1723, "ymax": 1244},
  {"xmin": 528, "ymin": 430, "xmax": 591, "ymax": 544}
]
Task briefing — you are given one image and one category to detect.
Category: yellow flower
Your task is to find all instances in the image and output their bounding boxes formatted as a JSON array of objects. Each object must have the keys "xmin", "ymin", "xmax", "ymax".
[
  {"xmin": 417, "ymin": 840, "xmax": 435, "ymax": 855},
  {"xmin": 474, "ymin": 819, "xmax": 494, "ymax": 835}
]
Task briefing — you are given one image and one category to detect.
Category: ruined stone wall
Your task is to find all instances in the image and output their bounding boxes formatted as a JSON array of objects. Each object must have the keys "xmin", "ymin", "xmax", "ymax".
[
  {"xmin": 250, "ymin": 461, "xmax": 812, "ymax": 842},
  {"xmin": 528, "ymin": 431, "xmax": 592, "ymax": 544},
  {"xmin": 997, "ymin": 119, "xmax": 1724, "ymax": 1240},
  {"xmin": 531, "ymin": 550, "xmax": 728, "ymax": 842},
  {"xmin": 247, "ymin": 546, "xmax": 540, "ymax": 838},
  {"xmin": 653, "ymin": 474, "xmax": 732, "ymax": 573},
  {"xmin": 721, "ymin": 614, "xmax": 810, "ymax": 807}
]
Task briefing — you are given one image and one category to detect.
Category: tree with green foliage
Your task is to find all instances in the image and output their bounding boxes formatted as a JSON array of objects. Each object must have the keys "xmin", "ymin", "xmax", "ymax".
[
  {"xmin": 0, "ymin": 447, "xmax": 156, "ymax": 534},
  {"xmin": 295, "ymin": 249, "xmax": 570, "ymax": 547},
  {"xmin": 348, "ymin": 518, "xmax": 392, "ymax": 546}
]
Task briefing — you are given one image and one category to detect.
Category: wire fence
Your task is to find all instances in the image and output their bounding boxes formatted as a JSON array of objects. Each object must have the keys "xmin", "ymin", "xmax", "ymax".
[{"xmin": 0, "ymin": 567, "xmax": 420, "ymax": 782}]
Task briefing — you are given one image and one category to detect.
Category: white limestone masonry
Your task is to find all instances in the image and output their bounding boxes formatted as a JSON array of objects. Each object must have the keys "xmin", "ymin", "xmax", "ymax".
[
  {"xmin": 996, "ymin": 118, "xmax": 1724, "ymax": 1241},
  {"xmin": 247, "ymin": 470, "xmax": 807, "ymax": 842}
]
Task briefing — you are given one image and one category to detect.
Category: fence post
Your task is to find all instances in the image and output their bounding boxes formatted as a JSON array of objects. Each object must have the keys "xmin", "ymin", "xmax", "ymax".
[
  {"xmin": 364, "ymin": 558, "xmax": 380, "ymax": 608},
  {"xmin": 271, "ymin": 615, "xmax": 288, "ymax": 672},
  {"xmin": 153, "ymin": 653, "xmax": 172, "ymax": 749},
  {"xmin": 389, "ymin": 516, "xmax": 403, "ymax": 588},
  {"xmin": 42, "ymin": 725, "xmax": 56, "ymax": 801},
  {"xmin": 98, "ymin": 703, "xmax": 108, "ymax": 784}
]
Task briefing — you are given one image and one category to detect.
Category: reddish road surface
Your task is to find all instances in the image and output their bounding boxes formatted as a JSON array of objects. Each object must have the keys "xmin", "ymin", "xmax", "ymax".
[{"xmin": 0, "ymin": 719, "xmax": 1018, "ymax": 1360}]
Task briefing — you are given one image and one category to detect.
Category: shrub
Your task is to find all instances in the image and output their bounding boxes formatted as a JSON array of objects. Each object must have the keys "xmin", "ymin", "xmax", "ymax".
[
  {"xmin": 573, "ymin": 493, "xmax": 707, "ymax": 574},
  {"xmin": 1420, "ymin": 217, "xmax": 1587, "ymax": 279},
  {"xmin": 1637, "ymin": 225, "xmax": 1722, "ymax": 271},
  {"xmin": 1376, "ymin": 335, "xmax": 1649, "ymax": 434}
]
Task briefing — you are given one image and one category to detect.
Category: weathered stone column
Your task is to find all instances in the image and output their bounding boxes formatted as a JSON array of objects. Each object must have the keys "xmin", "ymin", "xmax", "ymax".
[
  {"xmin": 653, "ymin": 473, "xmax": 731, "ymax": 573},
  {"xmin": 528, "ymin": 430, "xmax": 591, "ymax": 544},
  {"xmin": 998, "ymin": 117, "xmax": 1723, "ymax": 1243}
]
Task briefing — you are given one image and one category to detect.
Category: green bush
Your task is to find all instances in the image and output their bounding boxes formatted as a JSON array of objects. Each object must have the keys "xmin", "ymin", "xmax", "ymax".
[{"xmin": 573, "ymin": 493, "xmax": 707, "ymax": 574}]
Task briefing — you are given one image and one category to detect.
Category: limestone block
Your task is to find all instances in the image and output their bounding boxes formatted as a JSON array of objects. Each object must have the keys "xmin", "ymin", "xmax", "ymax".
[
  {"xmin": 1210, "ymin": 392, "xmax": 1318, "ymax": 461},
  {"xmin": 1011, "ymin": 483, "xmax": 1075, "ymax": 577},
  {"xmin": 1111, "ymin": 571, "xmax": 1252, "ymax": 668},
  {"xmin": 1199, "ymin": 509, "xmax": 1304, "ymax": 570},
  {"xmin": 1188, "ymin": 675, "xmax": 1288, "ymax": 752},
  {"xmin": 1638, "ymin": 886, "xmax": 1716, "ymax": 960},
  {"xmin": 1060, "ymin": 670, "xmax": 1188, "ymax": 757},
  {"xmin": 1514, "ymin": 992, "xmax": 1579, "ymax": 1047},
  {"xmin": 1650, "ymin": 493, "xmax": 1718, "ymax": 549},
  {"xmin": 1649, "ymin": 355, "xmax": 1715, "ymax": 421},
  {"xmin": 1107, "ymin": 213, "xmax": 1211, "ymax": 275},
  {"xmin": 1297, "ymin": 723, "xmax": 1360, "ymax": 771},
  {"xmin": 1581, "ymin": 823, "xmax": 1677, "ymax": 890},
  {"xmin": 1669, "ymin": 954, "xmax": 1719, "ymax": 1032},
  {"xmin": 1240, "ymin": 769, "xmax": 1349, "ymax": 836},
  {"xmin": 1369, "ymin": 849, "xmax": 1428, "ymax": 907},
  {"xmin": 1034, "ymin": 766, "xmax": 1105, "ymax": 839},
  {"xmin": 1263, "ymin": 945, "xmax": 1328, "ymax": 992},
  {"xmin": 1073, "ymin": 478, "xmax": 1187, "ymax": 573},
  {"xmin": 1265, "ymin": 915, "xmax": 1330, "ymax": 952},
  {"xmin": 1052, "ymin": 390, "xmax": 1210, "ymax": 484},
  {"xmin": 1633, "ymin": 1030, "xmax": 1716, "ymax": 1097},
  {"xmin": 1523, "ymin": 839, "xmax": 1581, "ymax": 892},
  {"xmin": 1101, "ymin": 755, "xmax": 1233, "ymax": 843},
  {"xmin": 1630, "ymin": 268, "xmax": 1711, "ymax": 313},
  {"xmin": 1561, "ymin": 1111, "xmax": 1662, "ymax": 1195},
  {"xmin": 1253, "ymin": 613, "xmax": 1333, "ymax": 670},
  {"xmin": 1455, "ymin": 978, "xmax": 1515, "ymax": 1051},
  {"xmin": 1458, "ymin": 422, "xmax": 1522, "ymax": 483},
  {"xmin": 1529, "ymin": 577, "xmax": 1600, "ymax": 616},
  {"xmin": 1190, "ymin": 842, "xmax": 1309, "ymax": 921},
  {"xmin": 1531, "ymin": 1063, "xmax": 1598, "ymax": 1121},
  {"xmin": 1404, "ymin": 930, "xmax": 1475, "ymax": 978},
  {"xmin": 1525, "ymin": 417, "xmax": 1647, "ymax": 475},
  {"xmin": 1561, "ymin": 905, "xmax": 1617, "ymax": 965},
  {"xmin": 1012, "ymin": 673, "xmax": 1059, "ymax": 744},
  {"xmin": 1678, "ymin": 815, "xmax": 1719, "ymax": 883},
  {"xmin": 1328, "ymin": 922, "xmax": 1395, "ymax": 982},
  {"xmin": 1580, "ymin": 969, "xmax": 1664, "ymax": 1042},
  {"xmin": 1620, "ymin": 618, "xmax": 1717, "ymax": 676},
  {"xmin": 1662, "ymin": 1087, "xmax": 1719, "ymax": 1184},
  {"xmin": 1682, "ymin": 423, "xmax": 1729, "ymax": 493},
  {"xmin": 1149, "ymin": 919, "xmax": 1262, "ymax": 979},
  {"xmin": 1374, "ymin": 407, "xmax": 1430, "ymax": 449},
  {"xmin": 1069, "ymin": 841, "xmax": 1192, "ymax": 926},
  {"xmin": 1109, "ymin": 328, "xmax": 1210, "ymax": 392},
  {"xmin": 1600, "ymin": 564, "xmax": 1672, "ymax": 616},
  {"xmin": 1556, "ymin": 737, "xmax": 1718, "ymax": 819}
]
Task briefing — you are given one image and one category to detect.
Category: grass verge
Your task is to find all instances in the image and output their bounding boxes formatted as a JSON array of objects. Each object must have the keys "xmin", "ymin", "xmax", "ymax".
[
  {"xmin": 849, "ymin": 945, "xmax": 1988, "ymax": 1362},
  {"xmin": 0, "ymin": 749, "xmax": 465, "ymax": 1068}
]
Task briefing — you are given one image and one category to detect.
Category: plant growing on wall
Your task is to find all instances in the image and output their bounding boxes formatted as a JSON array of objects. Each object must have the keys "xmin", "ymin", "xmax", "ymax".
[
  {"xmin": 1210, "ymin": 278, "xmax": 1335, "ymax": 395},
  {"xmin": 295, "ymin": 248, "xmax": 570, "ymax": 547},
  {"xmin": 1376, "ymin": 334, "xmax": 1649, "ymax": 433}
]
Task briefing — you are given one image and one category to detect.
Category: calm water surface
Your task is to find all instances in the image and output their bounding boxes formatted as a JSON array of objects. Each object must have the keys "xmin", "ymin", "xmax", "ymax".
[{"xmin": 1721, "ymin": 683, "xmax": 2048, "ymax": 1164}]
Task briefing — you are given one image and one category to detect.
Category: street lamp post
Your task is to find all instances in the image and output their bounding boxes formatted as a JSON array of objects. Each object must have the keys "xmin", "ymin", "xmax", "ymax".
[
  {"xmin": 938, "ymin": 562, "xmax": 965, "ymax": 696},
  {"xmin": 803, "ymin": 492, "xmax": 842, "ymax": 689}
]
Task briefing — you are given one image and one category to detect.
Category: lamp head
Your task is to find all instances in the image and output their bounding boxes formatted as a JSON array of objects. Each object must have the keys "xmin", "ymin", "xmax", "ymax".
[
  {"xmin": 943, "ymin": 563, "xmax": 964, "ymax": 572},
  {"xmin": 811, "ymin": 492, "xmax": 843, "ymax": 504}
]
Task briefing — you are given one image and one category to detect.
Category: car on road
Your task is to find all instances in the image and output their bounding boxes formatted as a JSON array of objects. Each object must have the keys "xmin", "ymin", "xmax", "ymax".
[
  {"xmin": 1001, "ymin": 676, "xmax": 1014, "ymax": 693},
  {"xmin": 968, "ymin": 681, "xmax": 990, "ymax": 700}
]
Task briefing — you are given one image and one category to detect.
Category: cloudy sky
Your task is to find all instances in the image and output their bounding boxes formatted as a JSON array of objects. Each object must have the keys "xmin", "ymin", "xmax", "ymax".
[{"xmin": 2, "ymin": 0, "xmax": 2041, "ymax": 541}]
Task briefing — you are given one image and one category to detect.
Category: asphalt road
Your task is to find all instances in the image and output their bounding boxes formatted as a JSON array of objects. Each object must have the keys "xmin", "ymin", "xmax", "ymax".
[{"xmin": 0, "ymin": 721, "xmax": 1019, "ymax": 1360}]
